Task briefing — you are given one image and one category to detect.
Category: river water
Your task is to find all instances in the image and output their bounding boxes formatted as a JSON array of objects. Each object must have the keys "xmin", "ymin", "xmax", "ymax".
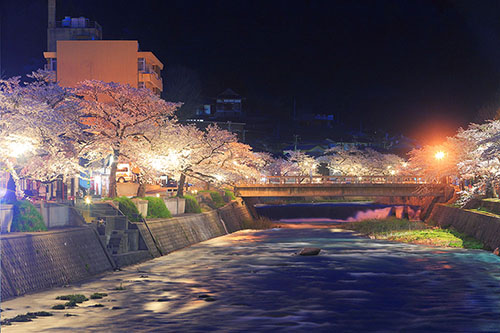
[{"xmin": 4, "ymin": 216, "xmax": 500, "ymax": 332}]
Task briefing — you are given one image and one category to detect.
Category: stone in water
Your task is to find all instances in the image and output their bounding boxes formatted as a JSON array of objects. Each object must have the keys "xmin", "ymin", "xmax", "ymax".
[{"xmin": 298, "ymin": 248, "xmax": 321, "ymax": 256}]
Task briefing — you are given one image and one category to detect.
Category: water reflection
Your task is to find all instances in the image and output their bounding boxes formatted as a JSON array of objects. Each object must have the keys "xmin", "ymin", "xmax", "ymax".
[{"xmin": 5, "ymin": 218, "xmax": 500, "ymax": 332}]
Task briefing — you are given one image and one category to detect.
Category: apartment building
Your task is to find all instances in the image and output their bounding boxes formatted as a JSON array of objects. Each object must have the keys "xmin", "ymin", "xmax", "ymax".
[{"xmin": 44, "ymin": 40, "xmax": 163, "ymax": 95}]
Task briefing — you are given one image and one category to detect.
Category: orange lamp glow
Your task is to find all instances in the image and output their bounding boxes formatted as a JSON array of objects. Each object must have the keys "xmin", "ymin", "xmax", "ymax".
[{"xmin": 435, "ymin": 151, "xmax": 445, "ymax": 160}]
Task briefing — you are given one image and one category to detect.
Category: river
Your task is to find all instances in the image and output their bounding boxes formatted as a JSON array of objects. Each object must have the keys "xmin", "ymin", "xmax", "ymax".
[{"xmin": 3, "ymin": 211, "xmax": 500, "ymax": 332}]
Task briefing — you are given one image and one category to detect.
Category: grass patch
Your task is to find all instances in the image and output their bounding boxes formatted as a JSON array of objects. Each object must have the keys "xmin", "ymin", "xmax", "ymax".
[
  {"xmin": 56, "ymin": 294, "xmax": 88, "ymax": 303},
  {"xmin": 90, "ymin": 292, "xmax": 108, "ymax": 299},
  {"xmin": 467, "ymin": 207, "xmax": 500, "ymax": 218},
  {"xmin": 344, "ymin": 218, "xmax": 427, "ymax": 234},
  {"xmin": 482, "ymin": 198, "xmax": 500, "ymax": 202},
  {"xmin": 183, "ymin": 195, "xmax": 202, "ymax": 214},
  {"xmin": 141, "ymin": 197, "xmax": 171, "ymax": 218},
  {"xmin": 51, "ymin": 304, "xmax": 65, "ymax": 310},
  {"xmin": 1, "ymin": 311, "xmax": 53, "ymax": 325},
  {"xmin": 344, "ymin": 218, "xmax": 484, "ymax": 249},
  {"xmin": 11, "ymin": 200, "xmax": 47, "ymax": 232}
]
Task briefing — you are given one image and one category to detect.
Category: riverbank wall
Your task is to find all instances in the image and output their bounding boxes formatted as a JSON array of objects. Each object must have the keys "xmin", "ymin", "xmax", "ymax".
[
  {"xmin": 428, "ymin": 204, "xmax": 500, "ymax": 250},
  {"xmin": 1, "ymin": 200, "xmax": 254, "ymax": 300}
]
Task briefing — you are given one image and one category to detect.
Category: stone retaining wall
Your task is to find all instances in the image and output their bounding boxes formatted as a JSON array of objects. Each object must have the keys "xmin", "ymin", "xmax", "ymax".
[
  {"xmin": 428, "ymin": 204, "xmax": 500, "ymax": 250},
  {"xmin": 1, "ymin": 227, "xmax": 114, "ymax": 300},
  {"xmin": 1, "ymin": 201, "xmax": 254, "ymax": 301},
  {"xmin": 144, "ymin": 201, "xmax": 253, "ymax": 255}
]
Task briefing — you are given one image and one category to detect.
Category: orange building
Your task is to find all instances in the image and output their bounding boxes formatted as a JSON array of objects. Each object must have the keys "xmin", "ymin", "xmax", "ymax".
[{"xmin": 44, "ymin": 40, "xmax": 163, "ymax": 96}]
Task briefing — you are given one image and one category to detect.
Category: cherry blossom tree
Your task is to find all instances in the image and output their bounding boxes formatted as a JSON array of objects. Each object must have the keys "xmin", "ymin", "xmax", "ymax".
[
  {"xmin": 139, "ymin": 124, "xmax": 264, "ymax": 196},
  {"xmin": 0, "ymin": 70, "xmax": 85, "ymax": 200},
  {"xmin": 455, "ymin": 121, "xmax": 500, "ymax": 197},
  {"xmin": 318, "ymin": 146, "xmax": 405, "ymax": 177},
  {"xmin": 263, "ymin": 157, "xmax": 299, "ymax": 177},
  {"xmin": 73, "ymin": 80, "xmax": 180, "ymax": 197}
]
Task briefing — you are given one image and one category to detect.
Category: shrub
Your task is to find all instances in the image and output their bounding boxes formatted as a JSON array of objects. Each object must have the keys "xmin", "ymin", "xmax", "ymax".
[
  {"xmin": 11, "ymin": 200, "xmax": 47, "ymax": 232},
  {"xmin": 112, "ymin": 197, "xmax": 142, "ymax": 222},
  {"xmin": 223, "ymin": 189, "xmax": 236, "ymax": 202},
  {"xmin": 90, "ymin": 292, "xmax": 108, "ymax": 299},
  {"xmin": 142, "ymin": 197, "xmax": 172, "ymax": 218},
  {"xmin": 209, "ymin": 191, "xmax": 225, "ymax": 208},
  {"xmin": 184, "ymin": 195, "xmax": 202, "ymax": 214}
]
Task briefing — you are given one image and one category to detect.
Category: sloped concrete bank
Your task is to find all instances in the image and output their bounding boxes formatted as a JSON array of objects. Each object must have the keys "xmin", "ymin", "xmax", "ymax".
[
  {"xmin": 1, "ymin": 227, "xmax": 114, "ymax": 301},
  {"xmin": 1, "ymin": 200, "xmax": 254, "ymax": 300},
  {"xmin": 428, "ymin": 204, "xmax": 500, "ymax": 250}
]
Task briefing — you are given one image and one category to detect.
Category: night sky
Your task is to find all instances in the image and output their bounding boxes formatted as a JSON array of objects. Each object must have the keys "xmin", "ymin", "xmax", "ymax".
[{"xmin": 3, "ymin": 0, "xmax": 500, "ymax": 144}]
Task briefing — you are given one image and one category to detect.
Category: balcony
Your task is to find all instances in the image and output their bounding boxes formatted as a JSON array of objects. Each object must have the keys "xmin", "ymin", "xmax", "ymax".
[{"xmin": 138, "ymin": 72, "xmax": 163, "ymax": 91}]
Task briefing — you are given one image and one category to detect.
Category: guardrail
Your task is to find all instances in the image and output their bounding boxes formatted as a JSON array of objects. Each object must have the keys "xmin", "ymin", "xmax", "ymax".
[{"xmin": 252, "ymin": 175, "xmax": 430, "ymax": 185}]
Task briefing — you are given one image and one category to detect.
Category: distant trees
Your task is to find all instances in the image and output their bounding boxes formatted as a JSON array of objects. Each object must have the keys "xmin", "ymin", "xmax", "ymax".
[{"xmin": 318, "ymin": 147, "xmax": 404, "ymax": 177}]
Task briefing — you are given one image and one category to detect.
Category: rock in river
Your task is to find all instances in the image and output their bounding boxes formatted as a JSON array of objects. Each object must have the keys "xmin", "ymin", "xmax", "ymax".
[{"xmin": 298, "ymin": 248, "xmax": 321, "ymax": 256}]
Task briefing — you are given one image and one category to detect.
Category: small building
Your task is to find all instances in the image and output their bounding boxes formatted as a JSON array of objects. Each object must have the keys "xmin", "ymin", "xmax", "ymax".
[{"xmin": 215, "ymin": 89, "xmax": 243, "ymax": 120}]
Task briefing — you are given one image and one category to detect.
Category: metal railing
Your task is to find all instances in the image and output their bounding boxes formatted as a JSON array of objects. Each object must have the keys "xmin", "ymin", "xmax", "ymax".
[{"xmin": 255, "ymin": 175, "xmax": 429, "ymax": 185}]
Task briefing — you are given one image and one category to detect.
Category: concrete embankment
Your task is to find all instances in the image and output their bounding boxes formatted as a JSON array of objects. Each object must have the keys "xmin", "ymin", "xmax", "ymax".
[
  {"xmin": 428, "ymin": 204, "xmax": 500, "ymax": 250},
  {"xmin": 1, "ymin": 200, "xmax": 254, "ymax": 301}
]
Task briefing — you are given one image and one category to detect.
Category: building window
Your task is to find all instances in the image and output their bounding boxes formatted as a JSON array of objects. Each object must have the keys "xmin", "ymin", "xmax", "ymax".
[
  {"xmin": 138, "ymin": 58, "xmax": 145, "ymax": 72},
  {"xmin": 47, "ymin": 58, "xmax": 57, "ymax": 71}
]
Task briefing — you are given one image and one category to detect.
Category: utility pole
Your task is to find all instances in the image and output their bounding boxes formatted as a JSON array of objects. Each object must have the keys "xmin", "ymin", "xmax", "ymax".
[{"xmin": 294, "ymin": 134, "xmax": 300, "ymax": 151}]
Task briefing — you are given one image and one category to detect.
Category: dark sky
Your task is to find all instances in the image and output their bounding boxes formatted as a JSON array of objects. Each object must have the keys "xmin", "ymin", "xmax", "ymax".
[{"xmin": 3, "ymin": 0, "xmax": 500, "ymax": 144}]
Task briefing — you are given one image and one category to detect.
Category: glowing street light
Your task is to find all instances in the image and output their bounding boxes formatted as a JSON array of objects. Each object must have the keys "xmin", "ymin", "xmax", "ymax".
[{"xmin": 435, "ymin": 151, "xmax": 445, "ymax": 160}]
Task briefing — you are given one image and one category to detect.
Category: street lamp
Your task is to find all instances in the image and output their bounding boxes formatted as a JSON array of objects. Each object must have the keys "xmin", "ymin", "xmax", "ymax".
[
  {"xmin": 435, "ymin": 151, "xmax": 445, "ymax": 160},
  {"xmin": 434, "ymin": 151, "xmax": 446, "ymax": 183}
]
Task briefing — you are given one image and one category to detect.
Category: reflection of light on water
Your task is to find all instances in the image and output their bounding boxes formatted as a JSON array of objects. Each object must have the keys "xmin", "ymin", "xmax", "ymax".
[
  {"xmin": 170, "ymin": 299, "xmax": 209, "ymax": 315},
  {"xmin": 144, "ymin": 300, "xmax": 171, "ymax": 312},
  {"xmin": 347, "ymin": 207, "xmax": 393, "ymax": 221}
]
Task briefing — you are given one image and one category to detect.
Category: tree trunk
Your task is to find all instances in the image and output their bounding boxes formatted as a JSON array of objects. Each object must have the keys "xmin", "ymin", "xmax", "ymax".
[
  {"xmin": 136, "ymin": 174, "xmax": 146, "ymax": 197},
  {"xmin": 177, "ymin": 173, "xmax": 186, "ymax": 197},
  {"xmin": 2, "ymin": 174, "xmax": 17, "ymax": 203},
  {"xmin": 108, "ymin": 150, "xmax": 119, "ymax": 198}
]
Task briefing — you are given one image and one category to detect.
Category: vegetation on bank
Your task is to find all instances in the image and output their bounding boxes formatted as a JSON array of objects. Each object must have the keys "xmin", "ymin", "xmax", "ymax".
[
  {"xmin": 223, "ymin": 188, "xmax": 236, "ymax": 201},
  {"xmin": 11, "ymin": 200, "xmax": 47, "ymax": 232},
  {"xmin": 140, "ymin": 197, "xmax": 172, "ymax": 218},
  {"xmin": 183, "ymin": 194, "xmax": 202, "ymax": 214},
  {"xmin": 344, "ymin": 218, "xmax": 484, "ymax": 249},
  {"xmin": 103, "ymin": 196, "xmax": 143, "ymax": 222},
  {"xmin": 198, "ymin": 190, "xmax": 226, "ymax": 209}
]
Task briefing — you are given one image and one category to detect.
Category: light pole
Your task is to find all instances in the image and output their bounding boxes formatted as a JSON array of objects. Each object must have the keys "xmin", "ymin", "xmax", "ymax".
[{"xmin": 435, "ymin": 151, "xmax": 445, "ymax": 183}]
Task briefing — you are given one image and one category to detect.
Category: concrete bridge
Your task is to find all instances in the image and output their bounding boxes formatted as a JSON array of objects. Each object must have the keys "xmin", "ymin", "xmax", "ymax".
[{"xmin": 235, "ymin": 176, "xmax": 452, "ymax": 198}]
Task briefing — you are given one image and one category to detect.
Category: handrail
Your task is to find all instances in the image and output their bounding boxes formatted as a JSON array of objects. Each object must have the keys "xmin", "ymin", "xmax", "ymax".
[{"xmin": 241, "ymin": 175, "xmax": 433, "ymax": 185}]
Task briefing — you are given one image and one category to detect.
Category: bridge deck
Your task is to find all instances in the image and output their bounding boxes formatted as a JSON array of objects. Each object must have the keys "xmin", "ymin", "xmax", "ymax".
[{"xmin": 235, "ymin": 183, "xmax": 448, "ymax": 197}]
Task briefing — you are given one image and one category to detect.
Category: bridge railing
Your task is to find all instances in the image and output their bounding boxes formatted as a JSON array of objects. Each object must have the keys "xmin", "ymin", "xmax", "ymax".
[{"xmin": 257, "ymin": 175, "xmax": 429, "ymax": 185}]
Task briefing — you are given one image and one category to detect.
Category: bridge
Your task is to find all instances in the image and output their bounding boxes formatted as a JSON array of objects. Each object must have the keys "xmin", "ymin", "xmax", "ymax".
[{"xmin": 235, "ymin": 175, "xmax": 452, "ymax": 198}]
